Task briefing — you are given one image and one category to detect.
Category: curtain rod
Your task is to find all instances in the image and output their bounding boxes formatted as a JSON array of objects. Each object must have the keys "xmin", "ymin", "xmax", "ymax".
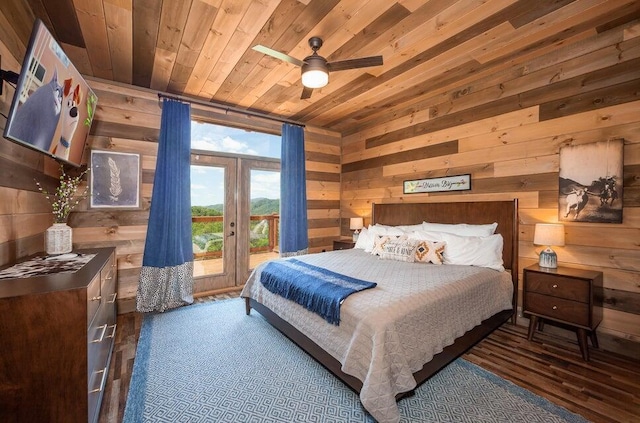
[{"xmin": 157, "ymin": 92, "xmax": 305, "ymax": 127}]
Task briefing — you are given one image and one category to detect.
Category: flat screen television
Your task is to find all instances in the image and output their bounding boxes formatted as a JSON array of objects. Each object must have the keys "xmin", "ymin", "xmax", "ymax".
[{"xmin": 3, "ymin": 19, "xmax": 97, "ymax": 167}]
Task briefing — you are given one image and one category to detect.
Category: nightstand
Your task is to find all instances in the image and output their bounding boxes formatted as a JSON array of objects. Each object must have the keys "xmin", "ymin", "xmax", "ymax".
[
  {"xmin": 333, "ymin": 239, "xmax": 356, "ymax": 250},
  {"xmin": 523, "ymin": 264, "xmax": 603, "ymax": 361}
]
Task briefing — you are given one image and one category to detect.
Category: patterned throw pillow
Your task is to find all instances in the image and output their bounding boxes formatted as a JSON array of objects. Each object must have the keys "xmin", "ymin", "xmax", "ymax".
[
  {"xmin": 414, "ymin": 240, "xmax": 446, "ymax": 265},
  {"xmin": 371, "ymin": 234, "xmax": 404, "ymax": 256},
  {"xmin": 379, "ymin": 238, "xmax": 418, "ymax": 262}
]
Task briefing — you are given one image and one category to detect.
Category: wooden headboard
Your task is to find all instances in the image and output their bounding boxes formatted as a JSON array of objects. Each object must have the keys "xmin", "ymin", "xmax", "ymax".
[{"xmin": 372, "ymin": 200, "xmax": 519, "ymax": 306}]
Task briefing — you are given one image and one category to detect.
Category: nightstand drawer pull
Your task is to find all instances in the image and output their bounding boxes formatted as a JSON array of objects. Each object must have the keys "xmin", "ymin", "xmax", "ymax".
[
  {"xmin": 552, "ymin": 305, "xmax": 558, "ymax": 310},
  {"xmin": 552, "ymin": 284, "xmax": 558, "ymax": 289}
]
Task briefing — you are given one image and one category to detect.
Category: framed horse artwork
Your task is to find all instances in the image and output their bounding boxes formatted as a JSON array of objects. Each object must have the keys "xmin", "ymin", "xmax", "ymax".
[{"xmin": 558, "ymin": 139, "xmax": 623, "ymax": 224}]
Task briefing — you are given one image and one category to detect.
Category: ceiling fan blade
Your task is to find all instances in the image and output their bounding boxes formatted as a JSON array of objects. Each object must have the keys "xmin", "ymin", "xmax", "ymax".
[
  {"xmin": 252, "ymin": 45, "xmax": 305, "ymax": 67},
  {"xmin": 327, "ymin": 56, "xmax": 383, "ymax": 72},
  {"xmin": 301, "ymin": 86, "xmax": 314, "ymax": 99}
]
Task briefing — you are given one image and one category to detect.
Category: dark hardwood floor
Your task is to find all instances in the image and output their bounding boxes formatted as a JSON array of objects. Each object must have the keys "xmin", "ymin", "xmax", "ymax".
[{"xmin": 99, "ymin": 293, "xmax": 640, "ymax": 423}]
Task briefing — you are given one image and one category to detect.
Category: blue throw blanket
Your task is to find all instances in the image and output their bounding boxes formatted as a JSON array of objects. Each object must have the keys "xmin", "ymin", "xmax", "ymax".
[{"xmin": 260, "ymin": 258, "xmax": 377, "ymax": 325}]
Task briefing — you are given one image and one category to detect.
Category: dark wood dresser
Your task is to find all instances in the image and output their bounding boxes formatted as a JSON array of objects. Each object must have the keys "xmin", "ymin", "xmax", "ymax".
[
  {"xmin": 523, "ymin": 264, "xmax": 603, "ymax": 361},
  {"xmin": 0, "ymin": 248, "xmax": 117, "ymax": 423}
]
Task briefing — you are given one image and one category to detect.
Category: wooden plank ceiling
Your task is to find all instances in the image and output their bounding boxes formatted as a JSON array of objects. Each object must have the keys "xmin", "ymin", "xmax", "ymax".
[{"xmin": 2, "ymin": 0, "xmax": 639, "ymax": 133}]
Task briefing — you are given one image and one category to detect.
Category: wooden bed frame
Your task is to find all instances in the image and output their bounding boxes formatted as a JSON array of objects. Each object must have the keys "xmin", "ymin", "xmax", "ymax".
[{"xmin": 246, "ymin": 200, "xmax": 519, "ymax": 397}]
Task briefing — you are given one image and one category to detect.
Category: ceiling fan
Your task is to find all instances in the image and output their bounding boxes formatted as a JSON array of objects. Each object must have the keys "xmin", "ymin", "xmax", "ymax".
[{"xmin": 253, "ymin": 37, "xmax": 383, "ymax": 99}]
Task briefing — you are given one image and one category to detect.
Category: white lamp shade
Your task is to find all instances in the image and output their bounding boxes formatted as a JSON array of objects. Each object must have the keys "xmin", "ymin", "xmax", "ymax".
[
  {"xmin": 301, "ymin": 69, "xmax": 328, "ymax": 88},
  {"xmin": 533, "ymin": 223, "xmax": 565, "ymax": 247},
  {"xmin": 349, "ymin": 217, "xmax": 364, "ymax": 230}
]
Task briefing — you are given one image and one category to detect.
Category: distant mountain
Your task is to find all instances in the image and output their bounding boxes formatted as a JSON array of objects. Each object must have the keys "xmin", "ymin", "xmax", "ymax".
[
  {"xmin": 251, "ymin": 198, "xmax": 279, "ymax": 215},
  {"xmin": 192, "ymin": 198, "xmax": 279, "ymax": 216}
]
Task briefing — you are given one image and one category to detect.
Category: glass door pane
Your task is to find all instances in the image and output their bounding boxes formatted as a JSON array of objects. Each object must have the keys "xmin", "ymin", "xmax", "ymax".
[
  {"xmin": 191, "ymin": 165, "xmax": 225, "ymax": 277},
  {"xmin": 236, "ymin": 158, "xmax": 280, "ymax": 284},
  {"xmin": 249, "ymin": 169, "xmax": 280, "ymax": 269},
  {"xmin": 190, "ymin": 155, "xmax": 237, "ymax": 292}
]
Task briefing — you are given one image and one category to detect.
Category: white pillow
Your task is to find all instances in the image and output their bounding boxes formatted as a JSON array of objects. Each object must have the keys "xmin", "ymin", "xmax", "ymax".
[
  {"xmin": 365, "ymin": 225, "xmax": 405, "ymax": 252},
  {"xmin": 370, "ymin": 224, "xmax": 406, "ymax": 236},
  {"xmin": 408, "ymin": 230, "xmax": 448, "ymax": 242},
  {"xmin": 438, "ymin": 232, "xmax": 504, "ymax": 271},
  {"xmin": 395, "ymin": 223, "xmax": 424, "ymax": 233},
  {"xmin": 354, "ymin": 226, "xmax": 371, "ymax": 250},
  {"xmin": 421, "ymin": 221, "xmax": 498, "ymax": 237}
]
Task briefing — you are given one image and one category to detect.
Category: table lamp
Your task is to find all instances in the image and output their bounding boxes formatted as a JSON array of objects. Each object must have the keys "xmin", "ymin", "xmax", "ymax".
[
  {"xmin": 350, "ymin": 217, "xmax": 364, "ymax": 242},
  {"xmin": 533, "ymin": 223, "xmax": 565, "ymax": 268}
]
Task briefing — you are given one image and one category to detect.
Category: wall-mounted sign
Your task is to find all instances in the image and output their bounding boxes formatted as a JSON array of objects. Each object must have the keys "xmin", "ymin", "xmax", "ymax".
[{"xmin": 403, "ymin": 174, "xmax": 471, "ymax": 194}]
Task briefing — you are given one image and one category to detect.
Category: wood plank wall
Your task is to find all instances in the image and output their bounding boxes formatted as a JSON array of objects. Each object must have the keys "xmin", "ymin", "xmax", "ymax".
[
  {"xmin": 339, "ymin": 21, "xmax": 640, "ymax": 357},
  {"xmin": 0, "ymin": 48, "xmax": 340, "ymax": 314}
]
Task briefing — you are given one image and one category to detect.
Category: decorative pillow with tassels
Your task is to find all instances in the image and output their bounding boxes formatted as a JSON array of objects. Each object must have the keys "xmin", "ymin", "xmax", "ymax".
[
  {"xmin": 371, "ymin": 234, "xmax": 405, "ymax": 256},
  {"xmin": 379, "ymin": 238, "xmax": 419, "ymax": 262},
  {"xmin": 414, "ymin": 240, "xmax": 446, "ymax": 265}
]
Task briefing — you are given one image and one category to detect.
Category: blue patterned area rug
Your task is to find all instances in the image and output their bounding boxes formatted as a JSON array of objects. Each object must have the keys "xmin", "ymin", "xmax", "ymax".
[{"xmin": 123, "ymin": 298, "xmax": 588, "ymax": 423}]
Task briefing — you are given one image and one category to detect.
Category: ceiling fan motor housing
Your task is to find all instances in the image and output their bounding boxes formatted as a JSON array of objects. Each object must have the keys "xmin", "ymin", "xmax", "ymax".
[{"xmin": 301, "ymin": 54, "xmax": 329, "ymax": 88}]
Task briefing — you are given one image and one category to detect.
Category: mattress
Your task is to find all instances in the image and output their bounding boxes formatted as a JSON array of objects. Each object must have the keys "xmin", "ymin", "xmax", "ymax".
[{"xmin": 241, "ymin": 248, "xmax": 513, "ymax": 423}]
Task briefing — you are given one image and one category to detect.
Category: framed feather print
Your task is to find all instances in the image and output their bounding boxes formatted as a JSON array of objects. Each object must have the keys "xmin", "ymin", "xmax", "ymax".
[{"xmin": 90, "ymin": 150, "xmax": 141, "ymax": 209}]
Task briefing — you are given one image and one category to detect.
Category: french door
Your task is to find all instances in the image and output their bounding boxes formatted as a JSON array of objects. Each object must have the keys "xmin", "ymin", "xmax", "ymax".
[{"xmin": 191, "ymin": 153, "xmax": 280, "ymax": 294}]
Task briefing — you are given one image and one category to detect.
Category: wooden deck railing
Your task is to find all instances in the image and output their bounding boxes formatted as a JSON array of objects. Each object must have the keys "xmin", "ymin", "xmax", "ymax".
[{"xmin": 192, "ymin": 214, "xmax": 279, "ymax": 260}]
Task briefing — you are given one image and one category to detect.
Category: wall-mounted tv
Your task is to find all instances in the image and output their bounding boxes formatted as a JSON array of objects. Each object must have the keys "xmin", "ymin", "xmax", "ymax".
[{"xmin": 3, "ymin": 19, "xmax": 97, "ymax": 167}]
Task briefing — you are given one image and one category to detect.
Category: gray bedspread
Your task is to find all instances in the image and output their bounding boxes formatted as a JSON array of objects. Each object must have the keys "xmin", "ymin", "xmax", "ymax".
[{"xmin": 241, "ymin": 249, "xmax": 513, "ymax": 423}]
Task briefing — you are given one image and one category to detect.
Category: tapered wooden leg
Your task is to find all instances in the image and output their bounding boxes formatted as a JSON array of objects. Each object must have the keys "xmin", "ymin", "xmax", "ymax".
[
  {"xmin": 589, "ymin": 330, "xmax": 599, "ymax": 349},
  {"xmin": 538, "ymin": 319, "xmax": 545, "ymax": 332},
  {"xmin": 527, "ymin": 316, "xmax": 538, "ymax": 341},
  {"xmin": 245, "ymin": 297, "xmax": 251, "ymax": 315},
  {"xmin": 577, "ymin": 328, "xmax": 590, "ymax": 361}
]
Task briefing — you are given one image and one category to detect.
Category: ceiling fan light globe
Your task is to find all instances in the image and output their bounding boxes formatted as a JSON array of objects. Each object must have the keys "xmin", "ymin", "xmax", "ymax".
[{"xmin": 302, "ymin": 69, "xmax": 328, "ymax": 88}]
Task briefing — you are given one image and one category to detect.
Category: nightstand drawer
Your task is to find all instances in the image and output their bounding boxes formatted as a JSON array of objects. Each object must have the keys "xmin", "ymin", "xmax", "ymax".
[
  {"xmin": 525, "ymin": 292, "xmax": 589, "ymax": 327},
  {"xmin": 525, "ymin": 272, "xmax": 589, "ymax": 302},
  {"xmin": 333, "ymin": 240, "xmax": 355, "ymax": 250}
]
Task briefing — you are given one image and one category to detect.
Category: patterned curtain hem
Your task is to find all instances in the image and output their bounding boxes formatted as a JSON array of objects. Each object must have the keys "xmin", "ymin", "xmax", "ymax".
[
  {"xmin": 280, "ymin": 248, "xmax": 308, "ymax": 258},
  {"xmin": 136, "ymin": 261, "xmax": 194, "ymax": 313}
]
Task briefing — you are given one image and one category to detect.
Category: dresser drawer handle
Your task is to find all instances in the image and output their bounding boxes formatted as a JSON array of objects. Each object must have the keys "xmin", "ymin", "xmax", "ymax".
[
  {"xmin": 552, "ymin": 305, "xmax": 558, "ymax": 310},
  {"xmin": 552, "ymin": 284, "xmax": 558, "ymax": 289},
  {"xmin": 91, "ymin": 295, "xmax": 102, "ymax": 302},
  {"xmin": 106, "ymin": 324, "xmax": 117, "ymax": 339},
  {"xmin": 91, "ymin": 324, "xmax": 108, "ymax": 343},
  {"xmin": 89, "ymin": 368, "xmax": 108, "ymax": 394},
  {"xmin": 108, "ymin": 293, "xmax": 117, "ymax": 304}
]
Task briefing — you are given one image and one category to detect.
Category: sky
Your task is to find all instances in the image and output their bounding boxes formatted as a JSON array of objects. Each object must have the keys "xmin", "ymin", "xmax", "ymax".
[
  {"xmin": 558, "ymin": 140, "xmax": 623, "ymax": 186},
  {"xmin": 190, "ymin": 122, "xmax": 281, "ymax": 206}
]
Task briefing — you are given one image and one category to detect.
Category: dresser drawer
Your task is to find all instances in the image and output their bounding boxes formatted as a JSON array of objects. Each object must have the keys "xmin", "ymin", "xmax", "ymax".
[
  {"xmin": 86, "ymin": 273, "xmax": 102, "ymax": 324},
  {"xmin": 87, "ymin": 300, "xmax": 116, "ymax": 416},
  {"xmin": 525, "ymin": 292, "xmax": 589, "ymax": 327},
  {"xmin": 87, "ymin": 321, "xmax": 113, "ymax": 423},
  {"xmin": 101, "ymin": 257, "xmax": 117, "ymax": 309},
  {"xmin": 525, "ymin": 271, "xmax": 589, "ymax": 302},
  {"xmin": 100, "ymin": 254, "xmax": 116, "ymax": 296}
]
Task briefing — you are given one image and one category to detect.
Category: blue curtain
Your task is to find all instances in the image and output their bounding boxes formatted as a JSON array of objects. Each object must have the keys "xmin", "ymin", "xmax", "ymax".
[
  {"xmin": 280, "ymin": 123, "xmax": 308, "ymax": 256},
  {"xmin": 137, "ymin": 99, "xmax": 194, "ymax": 312}
]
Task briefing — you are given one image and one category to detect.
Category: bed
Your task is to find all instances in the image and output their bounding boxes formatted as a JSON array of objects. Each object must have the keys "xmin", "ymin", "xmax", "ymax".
[{"xmin": 241, "ymin": 200, "xmax": 518, "ymax": 423}]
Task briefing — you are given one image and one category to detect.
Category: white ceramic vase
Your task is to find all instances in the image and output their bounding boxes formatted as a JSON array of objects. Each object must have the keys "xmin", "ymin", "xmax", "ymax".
[{"xmin": 46, "ymin": 223, "xmax": 73, "ymax": 255}]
